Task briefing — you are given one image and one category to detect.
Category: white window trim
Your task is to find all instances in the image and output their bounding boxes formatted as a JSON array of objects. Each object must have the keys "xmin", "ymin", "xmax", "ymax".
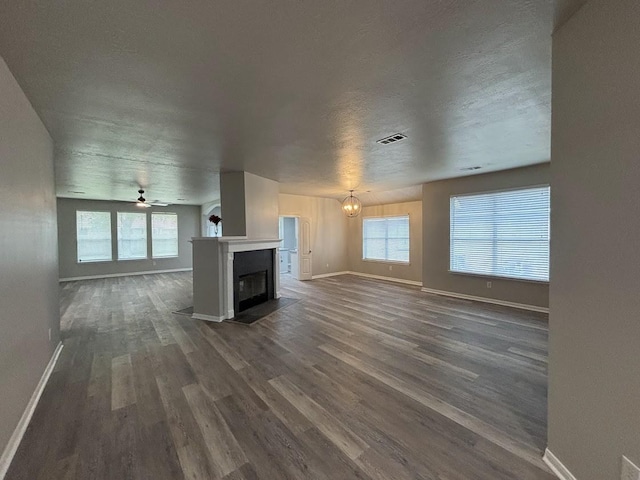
[
  {"xmin": 363, "ymin": 259, "xmax": 412, "ymax": 266},
  {"xmin": 151, "ymin": 212, "xmax": 179, "ymax": 259},
  {"xmin": 450, "ymin": 183, "xmax": 550, "ymax": 199},
  {"xmin": 76, "ymin": 210, "xmax": 113, "ymax": 264},
  {"xmin": 448, "ymin": 270, "xmax": 549, "ymax": 285},
  {"xmin": 362, "ymin": 214, "xmax": 411, "ymax": 264},
  {"xmin": 449, "ymin": 185, "xmax": 550, "ymax": 283},
  {"xmin": 116, "ymin": 211, "xmax": 149, "ymax": 261}
]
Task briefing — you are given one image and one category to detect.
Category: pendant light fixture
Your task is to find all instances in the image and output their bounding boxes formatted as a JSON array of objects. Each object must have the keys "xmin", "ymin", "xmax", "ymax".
[{"xmin": 341, "ymin": 190, "xmax": 362, "ymax": 218}]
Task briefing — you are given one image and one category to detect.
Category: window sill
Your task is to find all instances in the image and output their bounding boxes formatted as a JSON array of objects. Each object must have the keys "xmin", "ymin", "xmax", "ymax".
[
  {"xmin": 117, "ymin": 258, "xmax": 149, "ymax": 262},
  {"xmin": 77, "ymin": 259, "xmax": 113, "ymax": 264},
  {"xmin": 152, "ymin": 256, "xmax": 179, "ymax": 260},
  {"xmin": 448, "ymin": 270, "xmax": 549, "ymax": 285},
  {"xmin": 362, "ymin": 259, "xmax": 410, "ymax": 266}
]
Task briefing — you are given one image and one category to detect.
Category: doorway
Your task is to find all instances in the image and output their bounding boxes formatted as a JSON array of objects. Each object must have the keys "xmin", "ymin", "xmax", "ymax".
[
  {"xmin": 279, "ymin": 216, "xmax": 297, "ymax": 276},
  {"xmin": 279, "ymin": 216, "xmax": 312, "ymax": 280}
]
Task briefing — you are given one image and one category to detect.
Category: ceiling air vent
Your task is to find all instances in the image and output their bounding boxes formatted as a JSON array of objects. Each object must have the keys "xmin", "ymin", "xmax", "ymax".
[{"xmin": 376, "ymin": 133, "xmax": 407, "ymax": 145}]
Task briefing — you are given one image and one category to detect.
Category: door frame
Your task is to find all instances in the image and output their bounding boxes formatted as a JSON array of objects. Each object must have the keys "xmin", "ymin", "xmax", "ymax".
[{"xmin": 278, "ymin": 215, "xmax": 312, "ymax": 280}]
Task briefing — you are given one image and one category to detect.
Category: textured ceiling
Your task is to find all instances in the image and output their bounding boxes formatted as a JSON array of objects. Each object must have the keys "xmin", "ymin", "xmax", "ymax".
[
  {"xmin": 356, "ymin": 185, "xmax": 424, "ymax": 208},
  {"xmin": 0, "ymin": 1, "xmax": 578, "ymax": 205}
]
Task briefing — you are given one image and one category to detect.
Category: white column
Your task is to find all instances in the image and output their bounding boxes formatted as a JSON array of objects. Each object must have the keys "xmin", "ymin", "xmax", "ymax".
[
  {"xmin": 274, "ymin": 247, "xmax": 281, "ymax": 299},
  {"xmin": 221, "ymin": 244, "xmax": 235, "ymax": 320}
]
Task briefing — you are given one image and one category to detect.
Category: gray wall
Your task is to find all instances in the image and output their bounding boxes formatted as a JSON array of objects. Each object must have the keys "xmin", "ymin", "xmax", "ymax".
[
  {"xmin": 422, "ymin": 164, "xmax": 550, "ymax": 308},
  {"xmin": 244, "ymin": 172, "xmax": 279, "ymax": 240},
  {"xmin": 279, "ymin": 194, "xmax": 349, "ymax": 276},
  {"xmin": 348, "ymin": 201, "xmax": 423, "ymax": 283},
  {"xmin": 219, "ymin": 171, "xmax": 279, "ymax": 239},
  {"xmin": 57, "ymin": 198, "xmax": 199, "ymax": 280},
  {"xmin": 192, "ymin": 240, "xmax": 223, "ymax": 318},
  {"xmin": 220, "ymin": 171, "xmax": 247, "ymax": 237},
  {"xmin": 0, "ymin": 57, "xmax": 60, "ymax": 461},
  {"xmin": 548, "ymin": 1, "xmax": 640, "ymax": 478}
]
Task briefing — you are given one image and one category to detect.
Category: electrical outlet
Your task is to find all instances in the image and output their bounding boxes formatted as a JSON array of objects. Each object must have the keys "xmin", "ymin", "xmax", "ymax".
[
  {"xmin": 326, "ymin": 263, "xmax": 329, "ymax": 268},
  {"xmin": 487, "ymin": 281, "xmax": 492, "ymax": 289},
  {"xmin": 622, "ymin": 456, "xmax": 640, "ymax": 480},
  {"xmin": 389, "ymin": 265, "xmax": 393, "ymax": 271}
]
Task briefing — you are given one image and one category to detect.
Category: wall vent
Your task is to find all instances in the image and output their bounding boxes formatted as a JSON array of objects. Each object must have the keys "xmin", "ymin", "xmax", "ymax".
[{"xmin": 376, "ymin": 133, "xmax": 407, "ymax": 145}]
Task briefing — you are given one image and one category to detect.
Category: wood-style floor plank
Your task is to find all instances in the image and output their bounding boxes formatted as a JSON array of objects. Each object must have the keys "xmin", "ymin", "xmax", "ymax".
[
  {"xmin": 182, "ymin": 383, "xmax": 248, "ymax": 477},
  {"xmin": 111, "ymin": 354, "xmax": 136, "ymax": 411},
  {"xmin": 6, "ymin": 272, "xmax": 554, "ymax": 479},
  {"xmin": 269, "ymin": 374, "xmax": 369, "ymax": 461}
]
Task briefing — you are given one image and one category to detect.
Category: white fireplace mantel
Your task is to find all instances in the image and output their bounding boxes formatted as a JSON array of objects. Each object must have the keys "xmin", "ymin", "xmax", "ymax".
[{"xmin": 191, "ymin": 237, "xmax": 282, "ymax": 322}]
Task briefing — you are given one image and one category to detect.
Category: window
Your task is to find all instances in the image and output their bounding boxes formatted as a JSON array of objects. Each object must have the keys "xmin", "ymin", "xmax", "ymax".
[
  {"xmin": 76, "ymin": 211, "xmax": 112, "ymax": 262},
  {"xmin": 117, "ymin": 212, "xmax": 148, "ymax": 260},
  {"xmin": 450, "ymin": 186, "xmax": 550, "ymax": 282},
  {"xmin": 363, "ymin": 215, "xmax": 410, "ymax": 263},
  {"xmin": 152, "ymin": 212, "xmax": 178, "ymax": 258}
]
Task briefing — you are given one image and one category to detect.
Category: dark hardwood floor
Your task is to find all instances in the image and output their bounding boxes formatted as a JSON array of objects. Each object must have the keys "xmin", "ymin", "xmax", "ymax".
[{"xmin": 7, "ymin": 273, "xmax": 554, "ymax": 479}]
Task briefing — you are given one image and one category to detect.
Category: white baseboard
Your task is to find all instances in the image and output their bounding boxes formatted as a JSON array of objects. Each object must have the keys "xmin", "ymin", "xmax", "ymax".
[
  {"xmin": 0, "ymin": 342, "xmax": 64, "ymax": 479},
  {"xmin": 420, "ymin": 287, "xmax": 549, "ymax": 314},
  {"xmin": 59, "ymin": 267, "xmax": 193, "ymax": 282},
  {"xmin": 311, "ymin": 271, "xmax": 350, "ymax": 280},
  {"xmin": 347, "ymin": 271, "xmax": 423, "ymax": 287},
  {"xmin": 543, "ymin": 449, "xmax": 577, "ymax": 480},
  {"xmin": 311, "ymin": 270, "xmax": 423, "ymax": 287},
  {"xmin": 192, "ymin": 313, "xmax": 225, "ymax": 323}
]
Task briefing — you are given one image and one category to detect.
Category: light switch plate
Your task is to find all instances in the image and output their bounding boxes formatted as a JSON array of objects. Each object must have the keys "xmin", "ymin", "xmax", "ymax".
[{"xmin": 622, "ymin": 456, "xmax": 640, "ymax": 480}]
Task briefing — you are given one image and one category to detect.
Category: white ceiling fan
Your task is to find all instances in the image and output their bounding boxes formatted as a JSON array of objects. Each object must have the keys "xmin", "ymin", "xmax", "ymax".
[{"xmin": 135, "ymin": 189, "xmax": 170, "ymax": 208}]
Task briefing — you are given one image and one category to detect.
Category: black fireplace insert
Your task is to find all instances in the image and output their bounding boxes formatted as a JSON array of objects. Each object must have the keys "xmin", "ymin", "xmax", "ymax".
[
  {"xmin": 238, "ymin": 270, "xmax": 268, "ymax": 311},
  {"xmin": 233, "ymin": 249, "xmax": 275, "ymax": 314}
]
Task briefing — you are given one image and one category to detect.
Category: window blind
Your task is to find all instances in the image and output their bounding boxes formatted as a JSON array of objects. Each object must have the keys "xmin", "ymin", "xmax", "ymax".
[
  {"xmin": 76, "ymin": 211, "xmax": 112, "ymax": 262},
  {"xmin": 363, "ymin": 215, "xmax": 410, "ymax": 263},
  {"xmin": 117, "ymin": 212, "xmax": 148, "ymax": 260},
  {"xmin": 152, "ymin": 212, "xmax": 178, "ymax": 258},
  {"xmin": 450, "ymin": 186, "xmax": 550, "ymax": 282}
]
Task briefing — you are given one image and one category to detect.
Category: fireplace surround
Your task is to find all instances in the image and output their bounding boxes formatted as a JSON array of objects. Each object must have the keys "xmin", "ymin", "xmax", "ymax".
[{"xmin": 191, "ymin": 237, "xmax": 281, "ymax": 322}]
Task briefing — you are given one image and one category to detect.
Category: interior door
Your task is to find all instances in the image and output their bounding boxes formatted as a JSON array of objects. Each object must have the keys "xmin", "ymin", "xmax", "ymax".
[{"xmin": 298, "ymin": 217, "xmax": 312, "ymax": 280}]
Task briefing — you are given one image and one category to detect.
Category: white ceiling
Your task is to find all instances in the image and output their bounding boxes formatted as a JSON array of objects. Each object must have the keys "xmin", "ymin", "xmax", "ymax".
[{"xmin": 0, "ymin": 1, "xmax": 585, "ymax": 206}]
